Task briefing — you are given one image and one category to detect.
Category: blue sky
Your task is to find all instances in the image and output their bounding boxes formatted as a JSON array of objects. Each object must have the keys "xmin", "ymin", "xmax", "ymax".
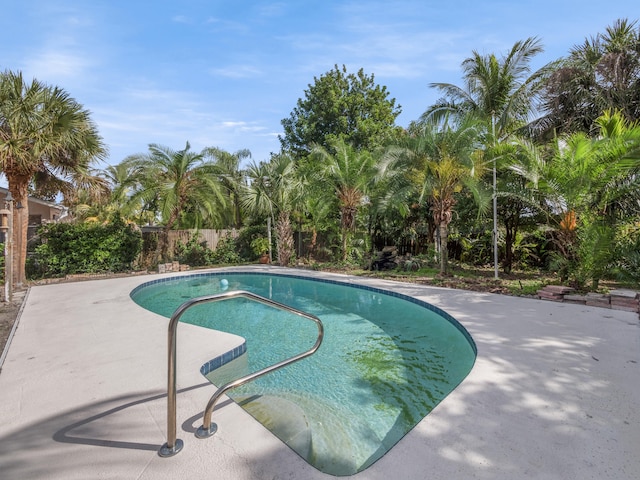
[{"xmin": 1, "ymin": 1, "xmax": 637, "ymax": 168}]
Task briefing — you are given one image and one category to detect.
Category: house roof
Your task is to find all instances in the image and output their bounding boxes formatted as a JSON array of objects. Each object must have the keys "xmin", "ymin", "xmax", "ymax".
[{"xmin": 0, "ymin": 186, "xmax": 65, "ymax": 211}]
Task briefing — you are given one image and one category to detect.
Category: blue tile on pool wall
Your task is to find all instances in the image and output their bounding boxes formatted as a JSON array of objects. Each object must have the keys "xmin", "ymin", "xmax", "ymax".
[{"xmin": 200, "ymin": 341, "xmax": 247, "ymax": 375}]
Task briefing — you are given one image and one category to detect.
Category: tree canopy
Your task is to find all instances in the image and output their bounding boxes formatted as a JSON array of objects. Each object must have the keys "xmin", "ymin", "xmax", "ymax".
[
  {"xmin": 280, "ymin": 65, "xmax": 402, "ymax": 158},
  {"xmin": 124, "ymin": 142, "xmax": 227, "ymax": 232},
  {"xmin": 424, "ymin": 37, "xmax": 555, "ymax": 140},
  {"xmin": 539, "ymin": 18, "xmax": 640, "ymax": 137}
]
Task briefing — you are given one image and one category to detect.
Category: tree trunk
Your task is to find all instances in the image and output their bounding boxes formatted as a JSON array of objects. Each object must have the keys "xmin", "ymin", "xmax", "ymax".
[
  {"xmin": 432, "ymin": 199, "xmax": 453, "ymax": 276},
  {"xmin": 309, "ymin": 229, "xmax": 317, "ymax": 260},
  {"xmin": 439, "ymin": 222, "xmax": 448, "ymax": 275},
  {"xmin": 502, "ymin": 208, "xmax": 520, "ymax": 274},
  {"xmin": 158, "ymin": 229, "xmax": 171, "ymax": 263},
  {"xmin": 8, "ymin": 176, "xmax": 30, "ymax": 287},
  {"xmin": 233, "ymin": 192, "xmax": 242, "ymax": 228},
  {"xmin": 503, "ymin": 226, "xmax": 514, "ymax": 274},
  {"xmin": 341, "ymin": 228, "xmax": 348, "ymax": 262},
  {"xmin": 159, "ymin": 209, "xmax": 181, "ymax": 262},
  {"xmin": 340, "ymin": 205, "xmax": 357, "ymax": 262},
  {"xmin": 275, "ymin": 210, "xmax": 294, "ymax": 267}
]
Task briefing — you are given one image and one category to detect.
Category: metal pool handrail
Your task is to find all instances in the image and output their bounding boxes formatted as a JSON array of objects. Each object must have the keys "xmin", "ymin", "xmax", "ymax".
[{"xmin": 158, "ymin": 289, "xmax": 324, "ymax": 458}]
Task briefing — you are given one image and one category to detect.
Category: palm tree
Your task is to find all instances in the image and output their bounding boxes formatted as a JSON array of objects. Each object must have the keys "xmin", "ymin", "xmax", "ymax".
[
  {"xmin": 424, "ymin": 38, "xmax": 555, "ymax": 273},
  {"xmin": 126, "ymin": 143, "xmax": 227, "ymax": 259},
  {"xmin": 0, "ymin": 70, "xmax": 107, "ymax": 285},
  {"xmin": 385, "ymin": 117, "xmax": 486, "ymax": 274},
  {"xmin": 311, "ymin": 140, "xmax": 379, "ymax": 262},
  {"xmin": 425, "ymin": 37, "xmax": 555, "ymax": 139},
  {"xmin": 242, "ymin": 154, "xmax": 301, "ymax": 266},
  {"xmin": 66, "ymin": 160, "xmax": 155, "ymax": 225},
  {"xmin": 97, "ymin": 161, "xmax": 146, "ymax": 222},
  {"xmin": 539, "ymin": 19, "xmax": 640, "ymax": 137},
  {"xmin": 61, "ymin": 170, "xmax": 111, "ymax": 223},
  {"xmin": 300, "ymin": 193, "xmax": 334, "ymax": 260},
  {"xmin": 203, "ymin": 147, "xmax": 251, "ymax": 228}
]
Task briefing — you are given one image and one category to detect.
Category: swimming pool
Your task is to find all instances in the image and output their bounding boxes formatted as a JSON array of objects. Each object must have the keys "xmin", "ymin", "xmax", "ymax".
[{"xmin": 131, "ymin": 272, "xmax": 476, "ymax": 475}]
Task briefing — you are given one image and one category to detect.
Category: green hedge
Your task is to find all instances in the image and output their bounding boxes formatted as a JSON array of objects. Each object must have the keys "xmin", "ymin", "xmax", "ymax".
[{"xmin": 29, "ymin": 217, "xmax": 142, "ymax": 278}]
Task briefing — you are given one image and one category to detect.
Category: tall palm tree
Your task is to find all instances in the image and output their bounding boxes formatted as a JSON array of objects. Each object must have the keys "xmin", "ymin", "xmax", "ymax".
[
  {"xmin": 385, "ymin": 117, "xmax": 486, "ymax": 274},
  {"xmin": 311, "ymin": 140, "xmax": 379, "ymax": 262},
  {"xmin": 0, "ymin": 70, "xmax": 107, "ymax": 285},
  {"xmin": 126, "ymin": 143, "xmax": 227, "ymax": 259},
  {"xmin": 242, "ymin": 154, "xmax": 301, "ymax": 266},
  {"xmin": 424, "ymin": 39, "xmax": 555, "ymax": 272},
  {"xmin": 425, "ymin": 37, "xmax": 555, "ymax": 139}
]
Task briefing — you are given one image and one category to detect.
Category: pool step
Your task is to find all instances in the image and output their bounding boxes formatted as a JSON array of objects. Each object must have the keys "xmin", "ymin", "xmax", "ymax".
[
  {"xmin": 235, "ymin": 391, "xmax": 383, "ymax": 476},
  {"xmin": 236, "ymin": 394, "xmax": 312, "ymax": 459}
]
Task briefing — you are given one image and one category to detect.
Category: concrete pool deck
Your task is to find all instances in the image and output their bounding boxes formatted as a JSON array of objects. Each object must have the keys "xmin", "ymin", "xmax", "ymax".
[{"xmin": 0, "ymin": 266, "xmax": 638, "ymax": 479}]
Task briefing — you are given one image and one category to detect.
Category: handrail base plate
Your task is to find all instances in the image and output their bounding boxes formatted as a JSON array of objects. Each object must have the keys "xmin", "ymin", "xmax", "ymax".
[
  {"xmin": 158, "ymin": 438, "xmax": 184, "ymax": 457},
  {"xmin": 195, "ymin": 423, "xmax": 218, "ymax": 439}
]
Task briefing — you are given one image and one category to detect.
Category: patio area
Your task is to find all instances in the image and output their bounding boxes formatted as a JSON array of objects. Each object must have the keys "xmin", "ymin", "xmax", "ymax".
[{"xmin": 0, "ymin": 266, "xmax": 638, "ymax": 479}]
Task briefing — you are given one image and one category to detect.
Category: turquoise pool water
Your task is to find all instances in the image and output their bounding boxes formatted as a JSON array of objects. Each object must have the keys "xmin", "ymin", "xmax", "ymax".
[{"xmin": 131, "ymin": 272, "xmax": 476, "ymax": 476}]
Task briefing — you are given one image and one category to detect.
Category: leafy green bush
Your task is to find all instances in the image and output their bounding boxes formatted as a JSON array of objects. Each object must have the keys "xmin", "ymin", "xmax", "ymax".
[
  {"xmin": 210, "ymin": 235, "xmax": 241, "ymax": 264},
  {"xmin": 174, "ymin": 234, "xmax": 213, "ymax": 266},
  {"xmin": 455, "ymin": 231, "xmax": 494, "ymax": 266},
  {"xmin": 250, "ymin": 237, "xmax": 270, "ymax": 257},
  {"xmin": 28, "ymin": 217, "xmax": 142, "ymax": 278},
  {"xmin": 575, "ymin": 221, "xmax": 614, "ymax": 289},
  {"xmin": 613, "ymin": 224, "xmax": 640, "ymax": 285},
  {"xmin": 236, "ymin": 225, "xmax": 270, "ymax": 260}
]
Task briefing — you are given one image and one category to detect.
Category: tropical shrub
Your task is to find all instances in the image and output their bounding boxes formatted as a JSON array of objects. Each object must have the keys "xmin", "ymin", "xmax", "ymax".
[
  {"xmin": 29, "ymin": 217, "xmax": 142, "ymax": 277},
  {"xmin": 575, "ymin": 220, "xmax": 616, "ymax": 289},
  {"xmin": 209, "ymin": 235, "xmax": 242, "ymax": 264},
  {"xmin": 613, "ymin": 224, "xmax": 640, "ymax": 285},
  {"xmin": 250, "ymin": 237, "xmax": 270, "ymax": 257},
  {"xmin": 236, "ymin": 224, "xmax": 269, "ymax": 260},
  {"xmin": 455, "ymin": 231, "xmax": 493, "ymax": 266},
  {"xmin": 174, "ymin": 234, "xmax": 214, "ymax": 267}
]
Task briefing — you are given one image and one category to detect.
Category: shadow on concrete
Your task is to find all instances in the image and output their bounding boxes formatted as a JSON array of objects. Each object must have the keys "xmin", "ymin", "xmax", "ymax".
[
  {"xmin": 51, "ymin": 382, "xmax": 215, "ymax": 451},
  {"xmin": 0, "ymin": 382, "xmax": 240, "ymax": 479}
]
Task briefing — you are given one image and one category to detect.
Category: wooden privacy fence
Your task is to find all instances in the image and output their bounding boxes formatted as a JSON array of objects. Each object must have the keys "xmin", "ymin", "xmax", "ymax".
[{"xmin": 166, "ymin": 228, "xmax": 239, "ymax": 253}]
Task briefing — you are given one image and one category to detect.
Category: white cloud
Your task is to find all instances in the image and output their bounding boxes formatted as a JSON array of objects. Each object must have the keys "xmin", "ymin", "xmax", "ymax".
[
  {"xmin": 16, "ymin": 7, "xmax": 104, "ymax": 87},
  {"xmin": 220, "ymin": 120, "xmax": 267, "ymax": 133},
  {"xmin": 209, "ymin": 65, "xmax": 263, "ymax": 78},
  {"xmin": 362, "ymin": 63, "xmax": 425, "ymax": 80},
  {"xmin": 172, "ymin": 15, "xmax": 190, "ymax": 24},
  {"xmin": 221, "ymin": 121, "xmax": 247, "ymax": 128},
  {"xmin": 22, "ymin": 50, "xmax": 93, "ymax": 82},
  {"xmin": 278, "ymin": 25, "xmax": 469, "ymax": 81},
  {"xmin": 89, "ymin": 83, "xmax": 280, "ymax": 163}
]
